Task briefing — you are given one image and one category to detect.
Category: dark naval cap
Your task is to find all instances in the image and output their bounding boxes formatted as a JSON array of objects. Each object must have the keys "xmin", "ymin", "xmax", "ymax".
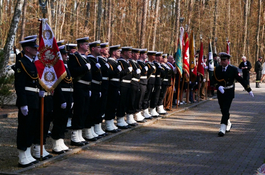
[
  {"xmin": 59, "ymin": 45, "xmax": 67, "ymax": 54},
  {"xmin": 147, "ymin": 51, "xmax": 157, "ymax": 56},
  {"xmin": 132, "ymin": 48, "xmax": 140, "ymax": 53},
  {"xmin": 100, "ymin": 42, "xmax": 109, "ymax": 48},
  {"xmin": 89, "ymin": 40, "xmax": 101, "ymax": 48},
  {"xmin": 121, "ymin": 46, "xmax": 132, "ymax": 51},
  {"xmin": 19, "ymin": 38, "xmax": 39, "ymax": 48},
  {"xmin": 66, "ymin": 43, "xmax": 77, "ymax": 50},
  {"xmin": 140, "ymin": 49, "xmax": 147, "ymax": 54},
  {"xmin": 24, "ymin": 35, "xmax": 38, "ymax": 40},
  {"xmin": 57, "ymin": 40, "xmax": 65, "ymax": 47},
  {"xmin": 76, "ymin": 37, "xmax": 89, "ymax": 44},
  {"xmin": 219, "ymin": 52, "xmax": 231, "ymax": 60},
  {"xmin": 109, "ymin": 44, "xmax": 121, "ymax": 50}
]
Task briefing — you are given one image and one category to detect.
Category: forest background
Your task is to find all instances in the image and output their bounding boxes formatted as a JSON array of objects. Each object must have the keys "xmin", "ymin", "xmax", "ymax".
[{"xmin": 0, "ymin": 0, "xmax": 264, "ymax": 69}]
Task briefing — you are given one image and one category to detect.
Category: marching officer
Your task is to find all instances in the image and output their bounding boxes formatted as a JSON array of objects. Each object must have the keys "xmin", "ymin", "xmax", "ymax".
[
  {"xmin": 68, "ymin": 37, "xmax": 91, "ymax": 146},
  {"xmin": 213, "ymin": 52, "xmax": 254, "ymax": 137},
  {"xmin": 105, "ymin": 45, "xmax": 122, "ymax": 132},
  {"xmin": 255, "ymin": 56, "xmax": 263, "ymax": 88},
  {"xmin": 116, "ymin": 46, "xmax": 133, "ymax": 129},
  {"xmin": 51, "ymin": 45, "xmax": 72, "ymax": 154},
  {"xmin": 15, "ymin": 38, "xmax": 40, "ymax": 167}
]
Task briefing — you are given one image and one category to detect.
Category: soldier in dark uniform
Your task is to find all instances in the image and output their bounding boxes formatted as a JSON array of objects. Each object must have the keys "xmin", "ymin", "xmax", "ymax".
[
  {"xmin": 51, "ymin": 45, "xmax": 72, "ymax": 154},
  {"xmin": 127, "ymin": 48, "xmax": 144, "ymax": 125},
  {"xmin": 255, "ymin": 56, "xmax": 263, "ymax": 88},
  {"xmin": 15, "ymin": 38, "xmax": 40, "ymax": 167},
  {"xmin": 157, "ymin": 54, "xmax": 173, "ymax": 115},
  {"xmin": 150, "ymin": 52, "xmax": 165, "ymax": 117},
  {"xmin": 68, "ymin": 37, "xmax": 91, "ymax": 146},
  {"xmin": 238, "ymin": 56, "xmax": 252, "ymax": 85},
  {"xmin": 84, "ymin": 40, "xmax": 102, "ymax": 141},
  {"xmin": 105, "ymin": 45, "xmax": 122, "ymax": 132},
  {"xmin": 116, "ymin": 47, "xmax": 133, "ymax": 129},
  {"xmin": 142, "ymin": 51, "xmax": 157, "ymax": 118},
  {"xmin": 136, "ymin": 49, "xmax": 150, "ymax": 121},
  {"xmin": 213, "ymin": 52, "xmax": 254, "ymax": 137}
]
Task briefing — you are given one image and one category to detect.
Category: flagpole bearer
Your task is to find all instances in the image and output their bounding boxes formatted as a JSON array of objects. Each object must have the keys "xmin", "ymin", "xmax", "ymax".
[
  {"xmin": 198, "ymin": 34, "xmax": 203, "ymax": 102},
  {"xmin": 39, "ymin": 0, "xmax": 48, "ymax": 161}
]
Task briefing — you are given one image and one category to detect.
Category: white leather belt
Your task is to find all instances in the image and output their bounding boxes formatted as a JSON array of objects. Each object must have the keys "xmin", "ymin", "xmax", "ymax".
[
  {"xmin": 102, "ymin": 77, "xmax": 109, "ymax": 80},
  {"xmin": 25, "ymin": 87, "xmax": 39, "ymax": 93},
  {"xmin": 150, "ymin": 75, "xmax": 155, "ymax": 78},
  {"xmin": 122, "ymin": 79, "xmax": 131, "ymax": 83},
  {"xmin": 163, "ymin": 79, "xmax": 169, "ymax": 81},
  {"xmin": 132, "ymin": 78, "xmax": 140, "ymax": 82},
  {"xmin": 156, "ymin": 75, "xmax": 161, "ymax": 77},
  {"xmin": 61, "ymin": 88, "xmax": 73, "ymax": 92},
  {"xmin": 140, "ymin": 76, "xmax": 147, "ymax": 79},
  {"xmin": 44, "ymin": 92, "xmax": 53, "ymax": 96},
  {"xmin": 77, "ymin": 80, "xmax": 91, "ymax": 85},
  {"xmin": 92, "ymin": 79, "xmax": 102, "ymax": 85},
  {"xmin": 223, "ymin": 85, "xmax": 234, "ymax": 89},
  {"xmin": 110, "ymin": 78, "xmax": 120, "ymax": 82}
]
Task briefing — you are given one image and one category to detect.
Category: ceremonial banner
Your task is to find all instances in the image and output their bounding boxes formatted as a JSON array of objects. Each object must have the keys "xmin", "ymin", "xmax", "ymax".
[
  {"xmin": 182, "ymin": 32, "xmax": 190, "ymax": 77},
  {"xmin": 175, "ymin": 38, "xmax": 183, "ymax": 77},
  {"xmin": 208, "ymin": 40, "xmax": 214, "ymax": 71},
  {"xmin": 189, "ymin": 30, "xmax": 197, "ymax": 82},
  {"xmin": 226, "ymin": 40, "xmax": 230, "ymax": 55},
  {"xmin": 197, "ymin": 41, "xmax": 204, "ymax": 76},
  {"xmin": 35, "ymin": 19, "xmax": 66, "ymax": 91}
]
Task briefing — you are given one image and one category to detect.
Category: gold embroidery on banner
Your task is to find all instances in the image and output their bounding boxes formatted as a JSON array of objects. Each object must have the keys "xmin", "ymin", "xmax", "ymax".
[
  {"xmin": 38, "ymin": 45, "xmax": 60, "ymax": 67},
  {"xmin": 42, "ymin": 30, "xmax": 53, "ymax": 40},
  {"xmin": 44, "ymin": 71, "xmax": 55, "ymax": 82}
]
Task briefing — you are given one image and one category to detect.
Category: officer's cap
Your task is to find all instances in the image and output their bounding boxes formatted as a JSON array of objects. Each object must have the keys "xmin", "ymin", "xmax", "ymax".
[
  {"xmin": 219, "ymin": 52, "xmax": 231, "ymax": 60},
  {"xmin": 147, "ymin": 51, "xmax": 157, "ymax": 56},
  {"xmin": 162, "ymin": 54, "xmax": 167, "ymax": 58},
  {"xmin": 24, "ymin": 35, "xmax": 38, "ymax": 40},
  {"xmin": 59, "ymin": 45, "xmax": 67, "ymax": 54},
  {"xmin": 66, "ymin": 43, "xmax": 77, "ymax": 50},
  {"xmin": 140, "ymin": 49, "xmax": 147, "ymax": 54},
  {"xmin": 100, "ymin": 42, "xmax": 109, "ymax": 48},
  {"xmin": 259, "ymin": 56, "xmax": 263, "ymax": 59},
  {"xmin": 89, "ymin": 40, "xmax": 101, "ymax": 48},
  {"xmin": 156, "ymin": 52, "xmax": 163, "ymax": 56},
  {"xmin": 132, "ymin": 48, "xmax": 140, "ymax": 53},
  {"xmin": 121, "ymin": 46, "xmax": 132, "ymax": 51},
  {"xmin": 76, "ymin": 37, "xmax": 89, "ymax": 44},
  {"xmin": 109, "ymin": 45, "xmax": 121, "ymax": 50},
  {"xmin": 57, "ymin": 40, "xmax": 65, "ymax": 47},
  {"xmin": 19, "ymin": 38, "xmax": 39, "ymax": 48}
]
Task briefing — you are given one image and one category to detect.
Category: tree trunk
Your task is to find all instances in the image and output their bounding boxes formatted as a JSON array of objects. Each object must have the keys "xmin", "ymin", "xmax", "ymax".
[
  {"xmin": 152, "ymin": 0, "xmax": 160, "ymax": 51},
  {"xmin": 96, "ymin": 0, "xmax": 102, "ymax": 40},
  {"xmin": 84, "ymin": 2, "xmax": 90, "ymax": 28},
  {"xmin": 140, "ymin": 0, "xmax": 148, "ymax": 48},
  {"xmin": 256, "ymin": 0, "xmax": 261, "ymax": 59},
  {"xmin": 20, "ymin": 0, "xmax": 27, "ymax": 42},
  {"xmin": 1, "ymin": 0, "xmax": 24, "ymax": 77},
  {"xmin": 107, "ymin": 0, "xmax": 111, "ymax": 43},
  {"xmin": 242, "ymin": 0, "xmax": 248, "ymax": 56},
  {"xmin": 59, "ymin": 0, "xmax": 66, "ymax": 40},
  {"xmin": 174, "ymin": 0, "xmax": 180, "ymax": 54},
  {"xmin": 94, "ymin": 1, "xmax": 97, "ymax": 40},
  {"xmin": 212, "ymin": 0, "xmax": 218, "ymax": 52}
]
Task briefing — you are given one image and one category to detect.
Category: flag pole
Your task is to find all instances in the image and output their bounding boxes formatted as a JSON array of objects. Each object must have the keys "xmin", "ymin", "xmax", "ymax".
[{"xmin": 39, "ymin": 0, "xmax": 48, "ymax": 161}]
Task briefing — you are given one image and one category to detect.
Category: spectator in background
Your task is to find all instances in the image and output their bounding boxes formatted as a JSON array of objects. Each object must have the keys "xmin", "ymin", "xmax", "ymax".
[
  {"xmin": 238, "ymin": 56, "xmax": 252, "ymax": 85},
  {"xmin": 255, "ymin": 56, "xmax": 263, "ymax": 88}
]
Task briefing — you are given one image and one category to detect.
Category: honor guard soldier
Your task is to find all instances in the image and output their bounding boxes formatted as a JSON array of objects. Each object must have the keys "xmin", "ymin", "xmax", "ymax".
[
  {"xmin": 127, "ymin": 48, "xmax": 144, "ymax": 124},
  {"xmin": 213, "ymin": 52, "xmax": 254, "ymax": 137},
  {"xmin": 116, "ymin": 46, "xmax": 133, "ymax": 129},
  {"xmin": 255, "ymin": 56, "xmax": 263, "ymax": 88},
  {"xmin": 157, "ymin": 54, "xmax": 173, "ymax": 114},
  {"xmin": 66, "ymin": 43, "xmax": 77, "ymax": 54},
  {"xmin": 105, "ymin": 45, "xmax": 122, "ymax": 132},
  {"xmin": 57, "ymin": 40, "xmax": 65, "ymax": 47},
  {"xmin": 15, "ymin": 38, "xmax": 40, "ymax": 167},
  {"xmin": 84, "ymin": 40, "xmax": 103, "ymax": 141},
  {"xmin": 100, "ymin": 42, "xmax": 109, "ymax": 58},
  {"xmin": 150, "ymin": 52, "xmax": 165, "ymax": 117},
  {"xmin": 51, "ymin": 45, "xmax": 72, "ymax": 154},
  {"xmin": 142, "ymin": 51, "xmax": 157, "ymax": 118},
  {"xmin": 136, "ymin": 49, "xmax": 149, "ymax": 120},
  {"xmin": 68, "ymin": 37, "xmax": 91, "ymax": 146}
]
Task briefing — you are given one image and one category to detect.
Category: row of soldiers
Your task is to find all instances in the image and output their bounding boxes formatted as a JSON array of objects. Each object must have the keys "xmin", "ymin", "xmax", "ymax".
[{"xmin": 14, "ymin": 35, "xmax": 176, "ymax": 167}]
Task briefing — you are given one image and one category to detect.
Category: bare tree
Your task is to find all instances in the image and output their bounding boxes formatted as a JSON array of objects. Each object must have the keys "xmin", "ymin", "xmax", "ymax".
[
  {"xmin": 96, "ymin": 0, "xmax": 102, "ymax": 40},
  {"xmin": 256, "ymin": 0, "xmax": 261, "ymax": 59},
  {"xmin": 107, "ymin": 0, "xmax": 111, "ymax": 43},
  {"xmin": 242, "ymin": 0, "xmax": 249, "ymax": 56},
  {"xmin": 140, "ymin": 0, "xmax": 148, "ymax": 48},
  {"xmin": 152, "ymin": 0, "xmax": 160, "ymax": 51}
]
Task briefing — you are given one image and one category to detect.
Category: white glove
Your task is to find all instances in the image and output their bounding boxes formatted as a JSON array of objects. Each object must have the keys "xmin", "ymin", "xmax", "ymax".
[
  {"xmin": 117, "ymin": 65, "xmax": 122, "ymax": 72},
  {"xmin": 128, "ymin": 67, "xmax": 133, "ymax": 72},
  {"xmin": 158, "ymin": 65, "xmax": 162, "ymax": 69},
  {"xmin": 205, "ymin": 66, "xmax": 208, "ymax": 69},
  {"xmin": 89, "ymin": 91, "xmax": 91, "ymax": 97},
  {"xmin": 152, "ymin": 66, "xmax": 156, "ymax": 70},
  {"xmin": 249, "ymin": 91, "xmax": 254, "ymax": 97},
  {"xmin": 96, "ymin": 63, "xmax": 101, "ymax": 68},
  {"xmin": 39, "ymin": 90, "xmax": 45, "ymax": 97},
  {"xmin": 203, "ymin": 79, "xmax": 206, "ymax": 82},
  {"xmin": 118, "ymin": 91, "xmax": 120, "ymax": 95},
  {"xmin": 99, "ymin": 92, "xmax": 102, "ymax": 97},
  {"xmin": 105, "ymin": 63, "xmax": 110, "ymax": 68},
  {"xmin": 61, "ymin": 102, "xmax": 67, "ymax": 109},
  {"xmin": 20, "ymin": 105, "xmax": 28, "ymax": 116},
  {"xmin": 144, "ymin": 66, "xmax": 148, "ymax": 71},
  {"xmin": 218, "ymin": 86, "xmax": 225, "ymax": 94},
  {"xmin": 86, "ymin": 63, "xmax": 91, "ymax": 70},
  {"xmin": 71, "ymin": 102, "xmax": 74, "ymax": 109},
  {"xmin": 189, "ymin": 81, "xmax": 192, "ymax": 84},
  {"xmin": 136, "ymin": 68, "xmax": 141, "ymax": 74}
]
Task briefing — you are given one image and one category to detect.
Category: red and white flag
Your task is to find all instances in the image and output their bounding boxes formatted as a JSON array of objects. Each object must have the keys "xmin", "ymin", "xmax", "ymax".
[
  {"xmin": 226, "ymin": 40, "xmax": 230, "ymax": 55},
  {"xmin": 35, "ymin": 19, "xmax": 66, "ymax": 91},
  {"xmin": 197, "ymin": 41, "xmax": 204, "ymax": 76},
  {"xmin": 182, "ymin": 31, "xmax": 190, "ymax": 77}
]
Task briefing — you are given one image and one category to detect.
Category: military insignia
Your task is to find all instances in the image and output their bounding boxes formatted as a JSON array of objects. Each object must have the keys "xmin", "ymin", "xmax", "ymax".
[
  {"xmin": 44, "ymin": 71, "xmax": 55, "ymax": 82},
  {"xmin": 42, "ymin": 30, "xmax": 53, "ymax": 40},
  {"xmin": 17, "ymin": 68, "xmax": 21, "ymax": 73}
]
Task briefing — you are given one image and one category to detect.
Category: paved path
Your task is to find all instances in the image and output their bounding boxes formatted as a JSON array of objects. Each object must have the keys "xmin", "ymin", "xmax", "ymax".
[{"xmin": 15, "ymin": 83, "xmax": 265, "ymax": 175}]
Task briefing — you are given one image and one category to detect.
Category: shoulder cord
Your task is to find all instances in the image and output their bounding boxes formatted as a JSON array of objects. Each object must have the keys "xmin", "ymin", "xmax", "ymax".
[
  {"xmin": 19, "ymin": 60, "xmax": 39, "ymax": 80},
  {"xmin": 213, "ymin": 67, "xmax": 226, "ymax": 85}
]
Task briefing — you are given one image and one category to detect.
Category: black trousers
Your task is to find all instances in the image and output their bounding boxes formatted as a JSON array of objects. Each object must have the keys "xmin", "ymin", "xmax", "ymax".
[
  {"xmin": 17, "ymin": 108, "xmax": 39, "ymax": 151},
  {"xmin": 117, "ymin": 85, "xmax": 131, "ymax": 117},
  {"xmin": 72, "ymin": 87, "xmax": 90, "ymax": 130},
  {"xmin": 87, "ymin": 89, "xmax": 101, "ymax": 126},
  {"xmin": 142, "ymin": 84, "xmax": 154, "ymax": 110},
  {"xmin": 99, "ymin": 81, "xmax": 109, "ymax": 117},
  {"xmin": 150, "ymin": 85, "xmax": 161, "ymax": 108},
  {"xmin": 137, "ymin": 84, "xmax": 147, "ymax": 111},
  {"xmin": 157, "ymin": 85, "xmax": 168, "ymax": 106},
  {"xmin": 217, "ymin": 94, "xmax": 233, "ymax": 125},
  {"xmin": 256, "ymin": 71, "xmax": 262, "ymax": 82},
  {"xmin": 105, "ymin": 85, "xmax": 119, "ymax": 120},
  {"xmin": 128, "ymin": 83, "xmax": 139, "ymax": 114}
]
